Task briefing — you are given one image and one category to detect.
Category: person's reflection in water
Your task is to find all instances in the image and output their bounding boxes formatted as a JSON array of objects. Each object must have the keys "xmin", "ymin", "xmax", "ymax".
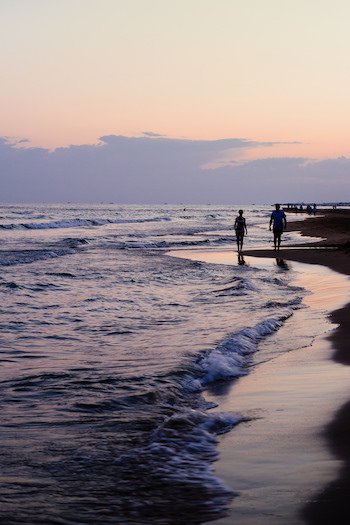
[
  {"xmin": 275, "ymin": 258, "xmax": 289, "ymax": 270},
  {"xmin": 238, "ymin": 253, "xmax": 246, "ymax": 266}
]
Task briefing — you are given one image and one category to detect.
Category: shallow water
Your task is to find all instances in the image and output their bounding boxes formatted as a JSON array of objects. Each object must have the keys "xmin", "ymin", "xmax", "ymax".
[{"xmin": 0, "ymin": 204, "xmax": 327, "ymax": 524}]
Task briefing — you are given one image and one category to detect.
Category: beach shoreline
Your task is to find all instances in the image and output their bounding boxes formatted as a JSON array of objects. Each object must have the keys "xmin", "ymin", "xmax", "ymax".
[
  {"xmin": 276, "ymin": 209, "xmax": 350, "ymax": 524},
  {"xmin": 220, "ymin": 209, "xmax": 350, "ymax": 524},
  {"xmin": 168, "ymin": 209, "xmax": 350, "ymax": 523},
  {"xmin": 209, "ymin": 261, "xmax": 350, "ymax": 524},
  {"xmin": 244, "ymin": 210, "xmax": 350, "ymax": 367}
]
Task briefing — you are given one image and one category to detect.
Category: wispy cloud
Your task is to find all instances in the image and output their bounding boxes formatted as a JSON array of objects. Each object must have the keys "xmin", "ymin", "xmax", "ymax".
[{"xmin": 142, "ymin": 132, "xmax": 166, "ymax": 137}]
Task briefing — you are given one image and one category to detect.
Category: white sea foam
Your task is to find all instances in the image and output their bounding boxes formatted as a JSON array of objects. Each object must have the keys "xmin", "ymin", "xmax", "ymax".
[
  {"xmin": 115, "ymin": 408, "xmax": 241, "ymax": 514},
  {"xmin": 186, "ymin": 316, "xmax": 291, "ymax": 391}
]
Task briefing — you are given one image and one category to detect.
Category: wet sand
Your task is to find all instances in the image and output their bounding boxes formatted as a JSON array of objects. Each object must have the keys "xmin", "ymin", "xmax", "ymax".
[
  {"xmin": 208, "ymin": 261, "xmax": 350, "ymax": 524},
  {"xmin": 170, "ymin": 209, "xmax": 350, "ymax": 524}
]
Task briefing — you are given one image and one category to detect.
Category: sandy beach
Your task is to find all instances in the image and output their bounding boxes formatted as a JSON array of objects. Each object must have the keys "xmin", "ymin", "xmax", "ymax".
[
  {"xmin": 244, "ymin": 209, "xmax": 350, "ymax": 524},
  {"xmin": 209, "ymin": 261, "xmax": 350, "ymax": 525},
  {"xmin": 170, "ymin": 209, "xmax": 350, "ymax": 524}
]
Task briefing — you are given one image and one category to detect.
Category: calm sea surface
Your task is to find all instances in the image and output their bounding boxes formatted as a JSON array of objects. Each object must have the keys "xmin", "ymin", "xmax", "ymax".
[{"xmin": 0, "ymin": 204, "xmax": 325, "ymax": 524}]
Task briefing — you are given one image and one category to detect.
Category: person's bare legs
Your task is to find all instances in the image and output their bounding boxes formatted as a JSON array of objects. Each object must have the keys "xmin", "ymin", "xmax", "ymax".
[
  {"xmin": 276, "ymin": 232, "xmax": 282, "ymax": 250},
  {"xmin": 273, "ymin": 230, "xmax": 282, "ymax": 250},
  {"xmin": 237, "ymin": 234, "xmax": 244, "ymax": 253}
]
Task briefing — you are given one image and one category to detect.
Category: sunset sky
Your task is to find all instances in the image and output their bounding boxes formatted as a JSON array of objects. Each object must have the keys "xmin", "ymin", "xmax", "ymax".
[{"xmin": 1, "ymin": 0, "xmax": 350, "ymax": 202}]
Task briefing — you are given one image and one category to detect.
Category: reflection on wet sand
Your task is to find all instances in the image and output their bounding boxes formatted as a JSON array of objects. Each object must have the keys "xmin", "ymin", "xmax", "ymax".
[{"xmin": 275, "ymin": 258, "xmax": 290, "ymax": 270}]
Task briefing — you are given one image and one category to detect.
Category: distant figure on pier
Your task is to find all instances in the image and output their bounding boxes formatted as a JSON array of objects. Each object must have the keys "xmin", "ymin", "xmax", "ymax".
[
  {"xmin": 234, "ymin": 209, "xmax": 248, "ymax": 253},
  {"xmin": 269, "ymin": 204, "xmax": 287, "ymax": 250}
]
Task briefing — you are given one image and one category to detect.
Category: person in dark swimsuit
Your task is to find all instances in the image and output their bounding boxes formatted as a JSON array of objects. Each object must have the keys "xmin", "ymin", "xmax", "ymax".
[{"xmin": 234, "ymin": 209, "xmax": 248, "ymax": 253}]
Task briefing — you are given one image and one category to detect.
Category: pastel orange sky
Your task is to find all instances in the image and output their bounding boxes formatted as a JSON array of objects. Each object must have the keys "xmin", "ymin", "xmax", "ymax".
[{"xmin": 1, "ymin": 0, "xmax": 350, "ymax": 160}]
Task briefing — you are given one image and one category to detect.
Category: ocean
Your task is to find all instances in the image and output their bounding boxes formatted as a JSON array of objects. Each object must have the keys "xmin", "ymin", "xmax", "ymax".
[{"xmin": 0, "ymin": 204, "xmax": 327, "ymax": 524}]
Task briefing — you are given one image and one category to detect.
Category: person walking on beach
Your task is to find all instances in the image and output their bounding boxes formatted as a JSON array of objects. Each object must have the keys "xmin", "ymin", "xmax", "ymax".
[
  {"xmin": 269, "ymin": 204, "xmax": 287, "ymax": 250},
  {"xmin": 234, "ymin": 209, "xmax": 247, "ymax": 253}
]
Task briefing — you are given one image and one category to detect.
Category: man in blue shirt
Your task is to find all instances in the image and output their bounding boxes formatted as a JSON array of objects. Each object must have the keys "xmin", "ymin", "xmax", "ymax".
[{"xmin": 269, "ymin": 204, "xmax": 287, "ymax": 250}]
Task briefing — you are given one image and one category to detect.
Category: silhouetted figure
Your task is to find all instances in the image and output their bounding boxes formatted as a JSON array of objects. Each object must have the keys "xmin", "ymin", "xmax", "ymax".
[
  {"xmin": 234, "ymin": 209, "xmax": 248, "ymax": 253},
  {"xmin": 238, "ymin": 253, "xmax": 246, "ymax": 265},
  {"xmin": 269, "ymin": 204, "xmax": 287, "ymax": 250}
]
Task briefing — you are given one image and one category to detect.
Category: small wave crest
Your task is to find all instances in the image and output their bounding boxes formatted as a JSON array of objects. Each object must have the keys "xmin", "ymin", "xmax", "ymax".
[
  {"xmin": 212, "ymin": 277, "xmax": 256, "ymax": 296},
  {"xmin": 0, "ymin": 216, "xmax": 171, "ymax": 230},
  {"xmin": 114, "ymin": 408, "xmax": 241, "ymax": 522},
  {"xmin": 187, "ymin": 316, "xmax": 291, "ymax": 390},
  {"xmin": 0, "ymin": 248, "xmax": 75, "ymax": 267},
  {"xmin": 115, "ymin": 236, "xmax": 235, "ymax": 250}
]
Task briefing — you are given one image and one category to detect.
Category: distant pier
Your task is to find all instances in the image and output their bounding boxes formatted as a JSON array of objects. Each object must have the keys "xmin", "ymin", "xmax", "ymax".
[{"xmin": 282, "ymin": 202, "xmax": 350, "ymax": 214}]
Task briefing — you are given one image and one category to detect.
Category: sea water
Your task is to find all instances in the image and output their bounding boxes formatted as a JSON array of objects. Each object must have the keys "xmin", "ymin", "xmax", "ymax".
[{"xmin": 0, "ymin": 204, "xmax": 326, "ymax": 524}]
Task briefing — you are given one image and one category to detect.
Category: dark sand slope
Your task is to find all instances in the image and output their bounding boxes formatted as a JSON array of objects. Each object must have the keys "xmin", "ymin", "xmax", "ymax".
[{"xmin": 245, "ymin": 210, "xmax": 350, "ymax": 524}]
